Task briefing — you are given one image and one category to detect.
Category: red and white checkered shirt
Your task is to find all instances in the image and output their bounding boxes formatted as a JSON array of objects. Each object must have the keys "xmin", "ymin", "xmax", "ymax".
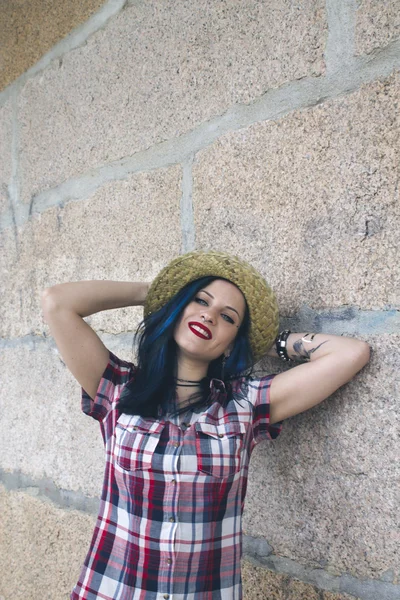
[{"xmin": 71, "ymin": 350, "xmax": 282, "ymax": 600}]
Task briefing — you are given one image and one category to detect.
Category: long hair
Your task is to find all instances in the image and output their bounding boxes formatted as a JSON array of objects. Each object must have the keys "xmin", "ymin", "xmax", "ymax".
[{"xmin": 117, "ymin": 276, "xmax": 255, "ymax": 419}]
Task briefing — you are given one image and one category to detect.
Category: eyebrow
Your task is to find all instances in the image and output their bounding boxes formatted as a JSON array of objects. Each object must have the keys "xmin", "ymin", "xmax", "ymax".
[{"xmin": 199, "ymin": 289, "xmax": 241, "ymax": 318}]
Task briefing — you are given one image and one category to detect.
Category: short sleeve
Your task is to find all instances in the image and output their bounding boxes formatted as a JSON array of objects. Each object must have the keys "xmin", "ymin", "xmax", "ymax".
[
  {"xmin": 81, "ymin": 350, "xmax": 136, "ymax": 443},
  {"xmin": 246, "ymin": 374, "xmax": 283, "ymax": 445}
]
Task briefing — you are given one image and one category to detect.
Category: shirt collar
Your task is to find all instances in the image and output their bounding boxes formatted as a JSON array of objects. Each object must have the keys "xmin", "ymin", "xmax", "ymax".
[
  {"xmin": 209, "ymin": 378, "xmax": 227, "ymax": 402},
  {"xmin": 158, "ymin": 378, "xmax": 227, "ymax": 417}
]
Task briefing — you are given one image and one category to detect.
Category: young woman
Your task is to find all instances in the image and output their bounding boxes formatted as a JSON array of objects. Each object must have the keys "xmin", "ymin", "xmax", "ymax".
[{"xmin": 41, "ymin": 250, "xmax": 370, "ymax": 600}]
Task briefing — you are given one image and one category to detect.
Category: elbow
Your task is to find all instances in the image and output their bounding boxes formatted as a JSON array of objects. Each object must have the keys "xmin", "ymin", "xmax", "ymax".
[
  {"xmin": 41, "ymin": 287, "xmax": 58, "ymax": 311},
  {"xmin": 358, "ymin": 342, "xmax": 371, "ymax": 367},
  {"xmin": 41, "ymin": 287, "xmax": 52, "ymax": 304},
  {"xmin": 344, "ymin": 343, "xmax": 371, "ymax": 383},
  {"xmin": 363, "ymin": 341, "xmax": 371, "ymax": 359}
]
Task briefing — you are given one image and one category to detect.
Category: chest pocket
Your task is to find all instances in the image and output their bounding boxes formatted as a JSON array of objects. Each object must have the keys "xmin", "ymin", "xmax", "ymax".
[
  {"xmin": 194, "ymin": 420, "xmax": 246, "ymax": 478},
  {"xmin": 114, "ymin": 414, "xmax": 165, "ymax": 472}
]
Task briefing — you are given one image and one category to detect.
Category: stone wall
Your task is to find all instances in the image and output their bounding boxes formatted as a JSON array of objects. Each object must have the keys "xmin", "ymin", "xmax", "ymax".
[{"xmin": 0, "ymin": 1, "xmax": 399, "ymax": 599}]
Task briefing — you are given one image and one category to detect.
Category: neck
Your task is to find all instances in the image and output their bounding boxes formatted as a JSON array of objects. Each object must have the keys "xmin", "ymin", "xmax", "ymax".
[
  {"xmin": 175, "ymin": 354, "xmax": 209, "ymax": 381},
  {"xmin": 174, "ymin": 354, "xmax": 209, "ymax": 403}
]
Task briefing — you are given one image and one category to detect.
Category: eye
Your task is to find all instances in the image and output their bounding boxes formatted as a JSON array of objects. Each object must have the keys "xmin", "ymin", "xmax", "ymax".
[
  {"xmin": 222, "ymin": 314, "xmax": 235, "ymax": 324},
  {"xmin": 194, "ymin": 296, "xmax": 236, "ymax": 325},
  {"xmin": 194, "ymin": 296, "xmax": 235, "ymax": 325}
]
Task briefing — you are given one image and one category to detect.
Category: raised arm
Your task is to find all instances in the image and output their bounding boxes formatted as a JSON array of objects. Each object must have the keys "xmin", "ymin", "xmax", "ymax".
[
  {"xmin": 41, "ymin": 281, "xmax": 150, "ymax": 400},
  {"xmin": 266, "ymin": 332, "xmax": 371, "ymax": 424}
]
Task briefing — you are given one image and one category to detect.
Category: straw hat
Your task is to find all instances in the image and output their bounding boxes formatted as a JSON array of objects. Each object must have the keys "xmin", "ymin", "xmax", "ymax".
[{"xmin": 144, "ymin": 250, "xmax": 280, "ymax": 362}]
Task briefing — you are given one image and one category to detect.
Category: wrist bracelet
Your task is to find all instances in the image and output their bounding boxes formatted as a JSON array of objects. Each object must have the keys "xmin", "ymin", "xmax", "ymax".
[{"xmin": 275, "ymin": 330, "xmax": 293, "ymax": 362}]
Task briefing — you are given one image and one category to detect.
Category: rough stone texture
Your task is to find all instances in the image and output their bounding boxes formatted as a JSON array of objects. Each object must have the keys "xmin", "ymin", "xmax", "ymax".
[
  {"xmin": 0, "ymin": 342, "xmax": 115, "ymax": 497},
  {"xmin": 3, "ymin": 329, "xmax": 193, "ymax": 501},
  {"xmin": 17, "ymin": 0, "xmax": 327, "ymax": 204},
  {"xmin": 0, "ymin": 165, "xmax": 182, "ymax": 339},
  {"xmin": 355, "ymin": 0, "xmax": 400, "ymax": 56},
  {"xmin": 242, "ymin": 334, "xmax": 399, "ymax": 580},
  {"xmin": 0, "ymin": 0, "xmax": 106, "ymax": 91},
  {"xmin": 0, "ymin": 97, "xmax": 13, "ymax": 216},
  {"xmin": 0, "ymin": 485, "xmax": 96, "ymax": 600},
  {"xmin": 242, "ymin": 560, "xmax": 357, "ymax": 599},
  {"xmin": 193, "ymin": 71, "xmax": 400, "ymax": 313}
]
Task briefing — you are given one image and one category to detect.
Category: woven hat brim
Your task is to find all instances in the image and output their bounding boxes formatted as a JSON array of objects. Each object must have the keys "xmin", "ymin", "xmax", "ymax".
[{"xmin": 144, "ymin": 251, "xmax": 279, "ymax": 362}]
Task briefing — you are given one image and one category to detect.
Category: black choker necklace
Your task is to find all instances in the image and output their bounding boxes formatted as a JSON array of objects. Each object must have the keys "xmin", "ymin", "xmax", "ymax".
[{"xmin": 174, "ymin": 377, "xmax": 204, "ymax": 384}]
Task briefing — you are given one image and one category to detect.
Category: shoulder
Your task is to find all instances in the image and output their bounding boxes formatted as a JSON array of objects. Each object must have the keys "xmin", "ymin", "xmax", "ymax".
[
  {"xmin": 229, "ymin": 373, "xmax": 276, "ymax": 403},
  {"xmin": 101, "ymin": 351, "xmax": 138, "ymax": 395}
]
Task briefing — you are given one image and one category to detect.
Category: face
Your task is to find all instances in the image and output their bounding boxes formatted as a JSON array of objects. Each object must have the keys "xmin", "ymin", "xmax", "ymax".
[{"xmin": 173, "ymin": 279, "xmax": 246, "ymax": 364}]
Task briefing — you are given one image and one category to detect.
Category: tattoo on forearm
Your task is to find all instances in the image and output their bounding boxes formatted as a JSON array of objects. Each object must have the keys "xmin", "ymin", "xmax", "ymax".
[{"xmin": 290, "ymin": 333, "xmax": 328, "ymax": 361}]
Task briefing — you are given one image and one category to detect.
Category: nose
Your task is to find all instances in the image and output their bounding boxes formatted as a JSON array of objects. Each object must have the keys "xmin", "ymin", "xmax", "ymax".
[{"xmin": 201, "ymin": 311, "xmax": 215, "ymax": 325}]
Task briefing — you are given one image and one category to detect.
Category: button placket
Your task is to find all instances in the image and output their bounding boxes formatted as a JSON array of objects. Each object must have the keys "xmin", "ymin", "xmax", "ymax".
[{"xmin": 160, "ymin": 427, "xmax": 180, "ymax": 583}]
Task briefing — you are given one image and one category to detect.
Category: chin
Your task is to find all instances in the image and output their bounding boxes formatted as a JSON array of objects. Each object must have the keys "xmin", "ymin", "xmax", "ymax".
[{"xmin": 176, "ymin": 344, "xmax": 212, "ymax": 362}]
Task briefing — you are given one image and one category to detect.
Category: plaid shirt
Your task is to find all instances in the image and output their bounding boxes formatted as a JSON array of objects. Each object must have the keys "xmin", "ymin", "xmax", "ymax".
[{"xmin": 71, "ymin": 350, "xmax": 282, "ymax": 600}]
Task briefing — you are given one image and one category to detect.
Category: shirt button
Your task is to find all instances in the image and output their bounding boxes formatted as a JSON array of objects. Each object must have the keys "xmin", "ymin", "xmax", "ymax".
[
  {"xmin": 218, "ymin": 433, "xmax": 224, "ymax": 438},
  {"xmin": 166, "ymin": 558, "xmax": 172, "ymax": 564},
  {"xmin": 169, "ymin": 517, "xmax": 175, "ymax": 522},
  {"xmin": 171, "ymin": 479, "xmax": 176, "ymax": 484},
  {"xmin": 163, "ymin": 595, "xmax": 169, "ymax": 599},
  {"xmin": 173, "ymin": 442, "xmax": 179, "ymax": 447}
]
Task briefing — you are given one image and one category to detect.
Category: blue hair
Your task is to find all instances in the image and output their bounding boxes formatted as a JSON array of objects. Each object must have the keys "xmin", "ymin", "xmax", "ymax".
[{"xmin": 117, "ymin": 276, "xmax": 254, "ymax": 418}]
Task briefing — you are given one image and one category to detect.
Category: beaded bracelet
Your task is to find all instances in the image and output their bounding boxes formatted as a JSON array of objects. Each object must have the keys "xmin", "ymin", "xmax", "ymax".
[{"xmin": 275, "ymin": 329, "xmax": 293, "ymax": 362}]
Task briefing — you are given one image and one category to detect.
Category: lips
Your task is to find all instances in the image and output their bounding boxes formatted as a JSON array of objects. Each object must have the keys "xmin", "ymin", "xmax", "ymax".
[{"xmin": 188, "ymin": 321, "xmax": 212, "ymax": 340}]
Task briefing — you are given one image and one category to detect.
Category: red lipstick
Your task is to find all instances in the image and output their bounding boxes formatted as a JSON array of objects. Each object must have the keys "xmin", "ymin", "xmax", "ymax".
[{"xmin": 188, "ymin": 321, "xmax": 212, "ymax": 340}]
